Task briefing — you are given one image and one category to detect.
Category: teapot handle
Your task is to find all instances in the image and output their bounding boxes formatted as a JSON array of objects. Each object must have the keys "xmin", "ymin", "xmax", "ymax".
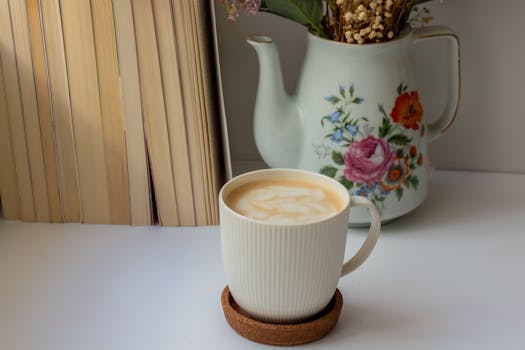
[{"xmin": 412, "ymin": 26, "xmax": 461, "ymax": 142}]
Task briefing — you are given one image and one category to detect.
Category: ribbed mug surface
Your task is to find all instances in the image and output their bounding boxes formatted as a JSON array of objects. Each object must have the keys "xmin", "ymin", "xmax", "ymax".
[{"xmin": 219, "ymin": 169, "xmax": 351, "ymax": 324}]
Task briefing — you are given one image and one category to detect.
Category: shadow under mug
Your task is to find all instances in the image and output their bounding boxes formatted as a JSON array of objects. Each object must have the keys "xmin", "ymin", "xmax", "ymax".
[{"xmin": 219, "ymin": 168, "xmax": 381, "ymax": 324}]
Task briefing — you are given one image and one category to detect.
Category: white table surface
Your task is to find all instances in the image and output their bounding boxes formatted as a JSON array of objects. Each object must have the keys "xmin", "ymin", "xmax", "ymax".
[{"xmin": 1, "ymin": 170, "xmax": 524, "ymax": 350}]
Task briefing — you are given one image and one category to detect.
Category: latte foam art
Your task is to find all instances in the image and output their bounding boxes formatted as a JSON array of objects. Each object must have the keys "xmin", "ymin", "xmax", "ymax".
[{"xmin": 226, "ymin": 179, "xmax": 342, "ymax": 224}]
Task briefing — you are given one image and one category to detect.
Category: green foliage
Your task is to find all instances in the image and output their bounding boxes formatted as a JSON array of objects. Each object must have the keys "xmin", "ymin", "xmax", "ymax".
[
  {"xmin": 388, "ymin": 134, "xmax": 412, "ymax": 146},
  {"xmin": 408, "ymin": 175, "xmax": 419, "ymax": 190},
  {"xmin": 260, "ymin": 0, "xmax": 326, "ymax": 37},
  {"xmin": 331, "ymin": 150, "xmax": 344, "ymax": 165},
  {"xmin": 396, "ymin": 83, "xmax": 408, "ymax": 95},
  {"xmin": 379, "ymin": 116, "xmax": 392, "ymax": 138},
  {"xmin": 373, "ymin": 193, "xmax": 385, "ymax": 202},
  {"xmin": 378, "ymin": 104, "xmax": 388, "ymax": 118},
  {"xmin": 338, "ymin": 176, "xmax": 354, "ymax": 190},
  {"xmin": 320, "ymin": 165, "xmax": 337, "ymax": 178},
  {"xmin": 395, "ymin": 188, "xmax": 404, "ymax": 201}
]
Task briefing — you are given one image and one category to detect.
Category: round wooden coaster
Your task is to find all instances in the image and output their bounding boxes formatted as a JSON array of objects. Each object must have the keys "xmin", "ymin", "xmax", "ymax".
[{"xmin": 221, "ymin": 286, "xmax": 343, "ymax": 346}]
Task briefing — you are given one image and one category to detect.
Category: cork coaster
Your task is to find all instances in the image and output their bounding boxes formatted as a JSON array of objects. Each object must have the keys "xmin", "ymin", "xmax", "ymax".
[{"xmin": 221, "ymin": 286, "xmax": 343, "ymax": 346}]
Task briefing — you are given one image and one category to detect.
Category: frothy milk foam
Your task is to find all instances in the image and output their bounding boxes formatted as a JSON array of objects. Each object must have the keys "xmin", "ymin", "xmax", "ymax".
[{"xmin": 225, "ymin": 178, "xmax": 343, "ymax": 224}]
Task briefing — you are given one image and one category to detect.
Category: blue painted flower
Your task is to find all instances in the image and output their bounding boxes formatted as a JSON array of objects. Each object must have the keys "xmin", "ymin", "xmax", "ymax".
[
  {"xmin": 367, "ymin": 182, "xmax": 379, "ymax": 191},
  {"xmin": 356, "ymin": 182, "xmax": 379, "ymax": 197},
  {"xmin": 328, "ymin": 111, "xmax": 341, "ymax": 124},
  {"xmin": 331, "ymin": 129, "xmax": 343, "ymax": 143},
  {"xmin": 345, "ymin": 124, "xmax": 358, "ymax": 136},
  {"xmin": 324, "ymin": 95, "xmax": 340, "ymax": 103},
  {"xmin": 356, "ymin": 185, "xmax": 370, "ymax": 197}
]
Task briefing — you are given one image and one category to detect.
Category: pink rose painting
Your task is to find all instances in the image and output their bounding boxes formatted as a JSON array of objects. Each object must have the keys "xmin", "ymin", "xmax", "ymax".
[
  {"xmin": 320, "ymin": 82, "xmax": 423, "ymax": 207},
  {"xmin": 343, "ymin": 136, "xmax": 394, "ymax": 184}
]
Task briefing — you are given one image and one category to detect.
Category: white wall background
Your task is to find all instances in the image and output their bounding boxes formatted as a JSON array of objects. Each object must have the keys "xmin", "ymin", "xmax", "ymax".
[{"xmin": 214, "ymin": 0, "xmax": 525, "ymax": 173}]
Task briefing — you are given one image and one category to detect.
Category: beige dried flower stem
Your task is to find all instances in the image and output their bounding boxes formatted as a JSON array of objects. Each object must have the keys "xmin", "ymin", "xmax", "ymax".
[
  {"xmin": 337, "ymin": 7, "xmax": 344, "ymax": 41},
  {"xmin": 321, "ymin": 0, "xmax": 433, "ymax": 44}
]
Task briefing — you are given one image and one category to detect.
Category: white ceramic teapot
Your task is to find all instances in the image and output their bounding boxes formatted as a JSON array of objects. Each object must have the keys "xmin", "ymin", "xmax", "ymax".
[{"xmin": 247, "ymin": 26, "xmax": 460, "ymax": 225}]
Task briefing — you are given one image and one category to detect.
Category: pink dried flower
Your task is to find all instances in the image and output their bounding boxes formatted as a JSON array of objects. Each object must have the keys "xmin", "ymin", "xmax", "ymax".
[
  {"xmin": 220, "ymin": 0, "xmax": 260, "ymax": 21},
  {"xmin": 242, "ymin": 0, "xmax": 261, "ymax": 16},
  {"xmin": 221, "ymin": 0, "xmax": 240, "ymax": 21}
]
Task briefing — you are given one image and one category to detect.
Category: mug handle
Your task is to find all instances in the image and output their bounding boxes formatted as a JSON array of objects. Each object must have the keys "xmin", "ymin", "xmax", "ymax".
[
  {"xmin": 412, "ymin": 26, "xmax": 461, "ymax": 142},
  {"xmin": 340, "ymin": 196, "xmax": 381, "ymax": 276}
]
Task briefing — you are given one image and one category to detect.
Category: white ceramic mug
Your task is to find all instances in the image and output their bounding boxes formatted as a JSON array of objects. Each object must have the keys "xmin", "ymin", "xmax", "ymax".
[{"xmin": 219, "ymin": 169, "xmax": 381, "ymax": 324}]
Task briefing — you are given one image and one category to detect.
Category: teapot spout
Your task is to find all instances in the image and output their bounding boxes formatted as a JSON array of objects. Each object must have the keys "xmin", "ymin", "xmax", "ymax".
[{"xmin": 247, "ymin": 35, "xmax": 301, "ymax": 168}]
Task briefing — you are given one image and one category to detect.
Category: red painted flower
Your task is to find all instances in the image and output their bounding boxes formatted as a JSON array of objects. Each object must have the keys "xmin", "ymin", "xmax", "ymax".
[
  {"xmin": 390, "ymin": 91, "xmax": 423, "ymax": 130},
  {"xmin": 417, "ymin": 154, "xmax": 424, "ymax": 166},
  {"xmin": 409, "ymin": 146, "xmax": 417, "ymax": 157}
]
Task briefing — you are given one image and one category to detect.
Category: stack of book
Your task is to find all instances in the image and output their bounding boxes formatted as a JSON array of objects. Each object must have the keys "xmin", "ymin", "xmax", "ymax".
[{"xmin": 0, "ymin": 0, "xmax": 227, "ymax": 226}]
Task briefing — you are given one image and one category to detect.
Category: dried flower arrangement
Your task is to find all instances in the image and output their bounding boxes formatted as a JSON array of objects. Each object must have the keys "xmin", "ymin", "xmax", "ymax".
[{"xmin": 220, "ymin": 0, "xmax": 437, "ymax": 44}]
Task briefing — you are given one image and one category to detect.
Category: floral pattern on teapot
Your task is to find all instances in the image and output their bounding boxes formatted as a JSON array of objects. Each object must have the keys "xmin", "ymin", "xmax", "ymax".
[{"xmin": 318, "ymin": 83, "xmax": 425, "ymax": 209}]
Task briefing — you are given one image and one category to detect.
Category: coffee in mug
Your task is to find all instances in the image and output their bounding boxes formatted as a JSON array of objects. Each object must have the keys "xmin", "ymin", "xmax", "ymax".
[
  {"xmin": 224, "ymin": 177, "xmax": 343, "ymax": 224},
  {"xmin": 219, "ymin": 169, "xmax": 381, "ymax": 324}
]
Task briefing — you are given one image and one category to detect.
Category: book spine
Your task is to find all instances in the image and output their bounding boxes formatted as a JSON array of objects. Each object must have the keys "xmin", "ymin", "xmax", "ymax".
[
  {"xmin": 172, "ymin": 0, "xmax": 208, "ymax": 225},
  {"xmin": 91, "ymin": 0, "xmax": 132, "ymax": 225},
  {"xmin": 112, "ymin": 0, "xmax": 152, "ymax": 226},
  {"xmin": 208, "ymin": 0, "xmax": 233, "ymax": 181},
  {"xmin": 40, "ymin": 0, "xmax": 81, "ymax": 222},
  {"xmin": 9, "ymin": 0, "xmax": 50, "ymax": 222},
  {"xmin": 0, "ymin": 55, "xmax": 20, "ymax": 220},
  {"xmin": 0, "ymin": 0, "xmax": 35, "ymax": 221},
  {"xmin": 132, "ymin": 0, "xmax": 179, "ymax": 226},
  {"xmin": 60, "ymin": 0, "xmax": 110, "ymax": 223},
  {"xmin": 188, "ymin": 0, "xmax": 214, "ymax": 224},
  {"xmin": 195, "ymin": 0, "xmax": 224, "ymax": 224},
  {"xmin": 26, "ymin": 0, "xmax": 62, "ymax": 222},
  {"xmin": 152, "ymin": 0, "xmax": 196, "ymax": 226}
]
